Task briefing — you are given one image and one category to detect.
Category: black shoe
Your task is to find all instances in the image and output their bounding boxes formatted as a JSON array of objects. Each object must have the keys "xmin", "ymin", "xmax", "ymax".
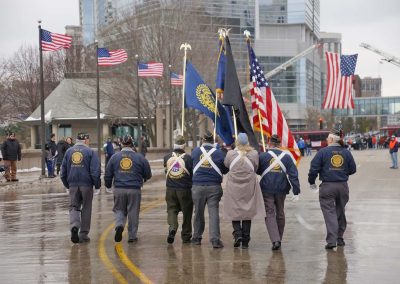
[
  {"xmin": 128, "ymin": 238, "xmax": 138, "ymax": 243},
  {"xmin": 191, "ymin": 238, "xmax": 201, "ymax": 245},
  {"xmin": 167, "ymin": 229, "xmax": 176, "ymax": 244},
  {"xmin": 71, "ymin": 227, "xmax": 79, "ymax": 244},
  {"xmin": 114, "ymin": 226, "xmax": 124, "ymax": 242},
  {"xmin": 325, "ymin": 243, "xmax": 337, "ymax": 250},
  {"xmin": 272, "ymin": 241, "xmax": 281, "ymax": 250},
  {"xmin": 242, "ymin": 241, "xmax": 249, "ymax": 249},
  {"xmin": 79, "ymin": 237, "xmax": 90, "ymax": 243},
  {"xmin": 212, "ymin": 240, "xmax": 224, "ymax": 249},
  {"xmin": 182, "ymin": 239, "xmax": 192, "ymax": 244},
  {"xmin": 11, "ymin": 179, "xmax": 18, "ymax": 182},
  {"xmin": 233, "ymin": 236, "xmax": 242, "ymax": 248},
  {"xmin": 337, "ymin": 238, "xmax": 345, "ymax": 246}
]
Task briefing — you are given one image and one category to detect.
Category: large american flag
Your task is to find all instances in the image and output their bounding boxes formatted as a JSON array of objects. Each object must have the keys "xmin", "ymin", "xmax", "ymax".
[
  {"xmin": 170, "ymin": 72, "xmax": 183, "ymax": 86},
  {"xmin": 248, "ymin": 43, "xmax": 301, "ymax": 162},
  {"xmin": 323, "ymin": 52, "xmax": 358, "ymax": 109},
  {"xmin": 97, "ymin": 48, "xmax": 128, "ymax": 66},
  {"xmin": 41, "ymin": 29, "xmax": 72, "ymax": 51},
  {"xmin": 138, "ymin": 62, "xmax": 164, "ymax": 77}
]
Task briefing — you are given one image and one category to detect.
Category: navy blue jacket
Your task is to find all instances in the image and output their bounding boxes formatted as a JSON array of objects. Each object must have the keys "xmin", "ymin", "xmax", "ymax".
[
  {"xmin": 308, "ymin": 143, "xmax": 356, "ymax": 184},
  {"xmin": 104, "ymin": 141, "xmax": 115, "ymax": 156},
  {"xmin": 60, "ymin": 142, "xmax": 101, "ymax": 189},
  {"xmin": 257, "ymin": 148, "xmax": 300, "ymax": 195},
  {"xmin": 192, "ymin": 143, "xmax": 228, "ymax": 186},
  {"xmin": 164, "ymin": 149, "xmax": 193, "ymax": 189},
  {"xmin": 104, "ymin": 147, "xmax": 152, "ymax": 189}
]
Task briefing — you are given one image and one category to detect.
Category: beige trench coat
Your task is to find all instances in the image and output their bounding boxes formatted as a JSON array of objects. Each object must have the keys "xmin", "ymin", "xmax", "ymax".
[{"xmin": 223, "ymin": 149, "xmax": 266, "ymax": 220}]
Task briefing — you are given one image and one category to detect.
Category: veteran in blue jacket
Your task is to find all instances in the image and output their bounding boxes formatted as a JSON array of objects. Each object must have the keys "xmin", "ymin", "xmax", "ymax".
[
  {"xmin": 61, "ymin": 133, "xmax": 101, "ymax": 244},
  {"xmin": 104, "ymin": 135, "xmax": 152, "ymax": 243},
  {"xmin": 308, "ymin": 129, "xmax": 356, "ymax": 249},
  {"xmin": 257, "ymin": 134, "xmax": 300, "ymax": 251},
  {"xmin": 191, "ymin": 131, "xmax": 228, "ymax": 249}
]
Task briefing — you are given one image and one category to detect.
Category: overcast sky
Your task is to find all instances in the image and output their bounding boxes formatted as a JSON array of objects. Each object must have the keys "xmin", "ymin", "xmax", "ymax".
[{"xmin": 1, "ymin": 0, "xmax": 399, "ymax": 96}]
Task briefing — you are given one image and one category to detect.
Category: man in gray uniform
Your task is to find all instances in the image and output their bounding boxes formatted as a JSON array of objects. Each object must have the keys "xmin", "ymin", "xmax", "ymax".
[
  {"xmin": 61, "ymin": 133, "xmax": 101, "ymax": 243},
  {"xmin": 308, "ymin": 129, "xmax": 356, "ymax": 249},
  {"xmin": 104, "ymin": 135, "xmax": 152, "ymax": 243}
]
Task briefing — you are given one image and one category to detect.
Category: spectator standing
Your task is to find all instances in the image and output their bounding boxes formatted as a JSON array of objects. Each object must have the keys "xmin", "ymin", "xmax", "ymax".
[
  {"xmin": 1, "ymin": 132, "xmax": 22, "ymax": 182},
  {"xmin": 47, "ymin": 134, "xmax": 57, "ymax": 177},
  {"xmin": 297, "ymin": 138, "xmax": 305, "ymax": 156},
  {"xmin": 389, "ymin": 135, "xmax": 398, "ymax": 169},
  {"xmin": 305, "ymin": 138, "xmax": 312, "ymax": 156},
  {"xmin": 103, "ymin": 137, "xmax": 115, "ymax": 168}
]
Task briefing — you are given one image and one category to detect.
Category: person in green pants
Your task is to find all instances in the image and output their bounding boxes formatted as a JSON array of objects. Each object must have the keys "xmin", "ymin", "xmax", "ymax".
[{"xmin": 163, "ymin": 135, "xmax": 194, "ymax": 244}]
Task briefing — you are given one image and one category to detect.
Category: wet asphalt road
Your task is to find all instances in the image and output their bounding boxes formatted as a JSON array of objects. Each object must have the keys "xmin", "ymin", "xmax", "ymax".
[{"xmin": 0, "ymin": 149, "xmax": 400, "ymax": 283}]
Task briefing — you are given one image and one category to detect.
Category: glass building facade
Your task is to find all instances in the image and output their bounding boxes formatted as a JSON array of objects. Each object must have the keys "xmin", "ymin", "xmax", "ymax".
[
  {"xmin": 80, "ymin": 0, "xmax": 96, "ymax": 45},
  {"xmin": 334, "ymin": 97, "xmax": 400, "ymax": 117}
]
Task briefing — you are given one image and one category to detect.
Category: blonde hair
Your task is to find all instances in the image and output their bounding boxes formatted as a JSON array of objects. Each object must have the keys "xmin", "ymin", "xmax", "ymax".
[{"xmin": 235, "ymin": 143, "xmax": 254, "ymax": 153}]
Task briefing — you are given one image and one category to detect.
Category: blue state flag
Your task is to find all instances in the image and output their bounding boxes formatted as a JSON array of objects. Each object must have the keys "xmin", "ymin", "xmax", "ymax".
[
  {"xmin": 185, "ymin": 62, "xmax": 234, "ymax": 145},
  {"xmin": 215, "ymin": 39, "xmax": 225, "ymax": 95}
]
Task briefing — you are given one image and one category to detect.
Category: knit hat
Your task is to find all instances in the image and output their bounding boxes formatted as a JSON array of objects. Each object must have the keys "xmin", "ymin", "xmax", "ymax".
[{"xmin": 236, "ymin": 133, "xmax": 248, "ymax": 145}]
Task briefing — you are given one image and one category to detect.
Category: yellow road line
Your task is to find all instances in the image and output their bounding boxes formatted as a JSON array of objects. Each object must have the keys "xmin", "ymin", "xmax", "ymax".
[{"xmin": 99, "ymin": 197, "xmax": 164, "ymax": 284}]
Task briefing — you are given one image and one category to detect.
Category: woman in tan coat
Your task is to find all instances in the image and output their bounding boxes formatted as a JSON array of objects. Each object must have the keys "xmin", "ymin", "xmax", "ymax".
[{"xmin": 223, "ymin": 133, "xmax": 265, "ymax": 248}]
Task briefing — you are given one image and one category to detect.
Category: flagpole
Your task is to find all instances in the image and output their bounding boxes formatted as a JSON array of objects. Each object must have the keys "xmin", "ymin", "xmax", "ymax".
[
  {"xmin": 135, "ymin": 54, "xmax": 142, "ymax": 152},
  {"xmin": 245, "ymin": 30, "xmax": 265, "ymax": 151},
  {"xmin": 180, "ymin": 43, "xmax": 191, "ymax": 136},
  {"xmin": 214, "ymin": 32, "xmax": 225, "ymax": 143},
  {"xmin": 232, "ymin": 107, "xmax": 238, "ymax": 138},
  {"xmin": 168, "ymin": 64, "xmax": 173, "ymax": 150},
  {"xmin": 38, "ymin": 20, "xmax": 46, "ymax": 177},
  {"xmin": 95, "ymin": 41, "xmax": 102, "ymax": 163}
]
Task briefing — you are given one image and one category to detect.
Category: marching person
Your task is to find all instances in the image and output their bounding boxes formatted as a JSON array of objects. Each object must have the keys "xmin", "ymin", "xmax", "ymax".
[
  {"xmin": 1, "ymin": 132, "xmax": 22, "ymax": 182},
  {"xmin": 388, "ymin": 135, "xmax": 398, "ymax": 169},
  {"xmin": 308, "ymin": 129, "xmax": 356, "ymax": 249},
  {"xmin": 191, "ymin": 131, "xmax": 228, "ymax": 248},
  {"xmin": 163, "ymin": 135, "xmax": 193, "ymax": 244},
  {"xmin": 61, "ymin": 133, "xmax": 101, "ymax": 244},
  {"xmin": 257, "ymin": 134, "xmax": 300, "ymax": 250},
  {"xmin": 104, "ymin": 135, "xmax": 152, "ymax": 243},
  {"xmin": 223, "ymin": 133, "xmax": 265, "ymax": 249}
]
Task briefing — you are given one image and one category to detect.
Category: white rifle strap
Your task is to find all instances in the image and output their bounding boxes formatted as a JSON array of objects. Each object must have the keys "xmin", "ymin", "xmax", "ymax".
[
  {"xmin": 193, "ymin": 147, "xmax": 222, "ymax": 176},
  {"xmin": 261, "ymin": 151, "xmax": 287, "ymax": 179},
  {"xmin": 166, "ymin": 152, "xmax": 189, "ymax": 177},
  {"xmin": 230, "ymin": 150, "xmax": 255, "ymax": 171}
]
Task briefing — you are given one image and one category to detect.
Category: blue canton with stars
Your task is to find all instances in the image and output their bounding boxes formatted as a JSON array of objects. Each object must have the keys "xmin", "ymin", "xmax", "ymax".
[
  {"xmin": 97, "ymin": 48, "xmax": 111, "ymax": 58},
  {"xmin": 249, "ymin": 47, "xmax": 269, "ymax": 88},
  {"xmin": 41, "ymin": 30, "xmax": 52, "ymax": 42},
  {"xmin": 340, "ymin": 54, "xmax": 358, "ymax": 76}
]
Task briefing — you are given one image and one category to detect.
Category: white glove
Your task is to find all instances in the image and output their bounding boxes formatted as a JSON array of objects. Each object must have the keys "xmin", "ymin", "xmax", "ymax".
[
  {"xmin": 65, "ymin": 188, "xmax": 70, "ymax": 194},
  {"xmin": 105, "ymin": 187, "xmax": 113, "ymax": 194},
  {"xmin": 93, "ymin": 188, "xmax": 100, "ymax": 196},
  {"xmin": 291, "ymin": 195, "xmax": 300, "ymax": 202},
  {"xmin": 310, "ymin": 184, "xmax": 318, "ymax": 192}
]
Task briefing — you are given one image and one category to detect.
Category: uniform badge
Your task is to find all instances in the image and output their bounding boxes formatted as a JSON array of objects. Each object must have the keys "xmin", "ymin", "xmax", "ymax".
[
  {"xmin": 167, "ymin": 157, "xmax": 185, "ymax": 179},
  {"xmin": 71, "ymin": 151, "xmax": 83, "ymax": 164},
  {"xmin": 269, "ymin": 158, "xmax": 281, "ymax": 172},
  {"xmin": 331, "ymin": 154, "xmax": 344, "ymax": 168},
  {"xmin": 120, "ymin": 157, "xmax": 133, "ymax": 170},
  {"xmin": 200, "ymin": 153, "xmax": 212, "ymax": 168}
]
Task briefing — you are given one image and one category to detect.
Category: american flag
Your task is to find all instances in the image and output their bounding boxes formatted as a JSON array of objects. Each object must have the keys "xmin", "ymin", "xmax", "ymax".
[
  {"xmin": 323, "ymin": 52, "xmax": 358, "ymax": 109},
  {"xmin": 170, "ymin": 72, "xmax": 183, "ymax": 86},
  {"xmin": 41, "ymin": 29, "xmax": 72, "ymax": 51},
  {"xmin": 97, "ymin": 48, "xmax": 128, "ymax": 66},
  {"xmin": 248, "ymin": 43, "xmax": 301, "ymax": 162},
  {"xmin": 138, "ymin": 62, "xmax": 164, "ymax": 77}
]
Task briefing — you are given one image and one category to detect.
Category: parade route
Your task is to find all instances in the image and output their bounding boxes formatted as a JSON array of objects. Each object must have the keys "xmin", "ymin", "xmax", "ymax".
[{"xmin": 1, "ymin": 149, "xmax": 400, "ymax": 283}]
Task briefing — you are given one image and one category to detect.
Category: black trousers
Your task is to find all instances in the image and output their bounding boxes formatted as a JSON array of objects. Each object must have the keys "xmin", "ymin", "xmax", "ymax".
[{"xmin": 232, "ymin": 220, "xmax": 252, "ymax": 243}]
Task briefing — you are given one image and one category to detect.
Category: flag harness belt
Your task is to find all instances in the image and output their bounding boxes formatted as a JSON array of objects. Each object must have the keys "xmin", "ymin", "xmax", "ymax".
[
  {"xmin": 229, "ymin": 150, "xmax": 255, "ymax": 171},
  {"xmin": 166, "ymin": 152, "xmax": 189, "ymax": 177},
  {"xmin": 193, "ymin": 147, "xmax": 222, "ymax": 176},
  {"xmin": 261, "ymin": 151, "xmax": 287, "ymax": 179}
]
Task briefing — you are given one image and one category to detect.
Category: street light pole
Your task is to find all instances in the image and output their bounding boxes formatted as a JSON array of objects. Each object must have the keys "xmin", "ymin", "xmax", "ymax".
[{"xmin": 38, "ymin": 20, "xmax": 46, "ymax": 177}]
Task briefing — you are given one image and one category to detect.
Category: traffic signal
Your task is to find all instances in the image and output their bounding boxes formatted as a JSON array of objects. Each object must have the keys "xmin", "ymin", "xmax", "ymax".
[{"xmin": 319, "ymin": 118, "xmax": 323, "ymax": 130}]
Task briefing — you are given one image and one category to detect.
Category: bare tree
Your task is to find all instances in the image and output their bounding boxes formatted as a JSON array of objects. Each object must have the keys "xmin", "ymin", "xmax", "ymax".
[{"xmin": 305, "ymin": 107, "xmax": 321, "ymax": 130}]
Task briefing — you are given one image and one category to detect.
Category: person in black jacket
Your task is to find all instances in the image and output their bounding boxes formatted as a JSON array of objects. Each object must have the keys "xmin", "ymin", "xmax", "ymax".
[
  {"xmin": 104, "ymin": 135, "xmax": 152, "ymax": 243},
  {"xmin": 1, "ymin": 132, "xmax": 22, "ymax": 182},
  {"xmin": 308, "ymin": 129, "xmax": 356, "ymax": 250},
  {"xmin": 46, "ymin": 133, "xmax": 57, "ymax": 177},
  {"xmin": 163, "ymin": 135, "xmax": 193, "ymax": 244},
  {"xmin": 56, "ymin": 137, "xmax": 72, "ymax": 175}
]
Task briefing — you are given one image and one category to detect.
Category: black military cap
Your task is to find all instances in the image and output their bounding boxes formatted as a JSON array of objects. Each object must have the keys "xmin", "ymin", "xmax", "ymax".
[
  {"xmin": 270, "ymin": 134, "xmax": 281, "ymax": 144},
  {"xmin": 77, "ymin": 132, "xmax": 89, "ymax": 140},
  {"xmin": 203, "ymin": 131, "xmax": 214, "ymax": 142},
  {"xmin": 121, "ymin": 135, "xmax": 133, "ymax": 145},
  {"xmin": 175, "ymin": 135, "xmax": 185, "ymax": 145}
]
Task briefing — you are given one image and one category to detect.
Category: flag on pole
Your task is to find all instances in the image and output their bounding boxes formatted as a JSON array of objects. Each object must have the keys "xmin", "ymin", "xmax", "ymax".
[
  {"xmin": 215, "ymin": 37, "xmax": 225, "ymax": 96},
  {"xmin": 322, "ymin": 52, "xmax": 358, "ymax": 109},
  {"xmin": 138, "ymin": 62, "xmax": 164, "ymax": 77},
  {"xmin": 222, "ymin": 36, "xmax": 258, "ymax": 149},
  {"xmin": 184, "ymin": 62, "xmax": 234, "ymax": 145},
  {"xmin": 248, "ymin": 42, "xmax": 301, "ymax": 162},
  {"xmin": 41, "ymin": 29, "xmax": 72, "ymax": 51},
  {"xmin": 170, "ymin": 73, "xmax": 183, "ymax": 86},
  {"xmin": 97, "ymin": 48, "xmax": 128, "ymax": 66}
]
